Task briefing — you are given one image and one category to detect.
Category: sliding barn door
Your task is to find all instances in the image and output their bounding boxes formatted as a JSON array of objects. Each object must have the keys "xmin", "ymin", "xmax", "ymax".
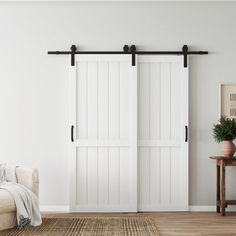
[
  {"xmin": 69, "ymin": 55, "xmax": 137, "ymax": 212},
  {"xmin": 138, "ymin": 56, "xmax": 188, "ymax": 211}
]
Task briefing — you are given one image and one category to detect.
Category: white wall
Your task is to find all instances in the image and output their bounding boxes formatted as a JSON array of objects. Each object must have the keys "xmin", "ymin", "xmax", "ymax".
[{"xmin": 0, "ymin": 1, "xmax": 236, "ymax": 208}]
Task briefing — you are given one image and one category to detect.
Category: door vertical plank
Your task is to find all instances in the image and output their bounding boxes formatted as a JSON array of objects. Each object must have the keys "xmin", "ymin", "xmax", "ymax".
[
  {"xmin": 138, "ymin": 63, "xmax": 150, "ymax": 140},
  {"xmin": 98, "ymin": 62, "xmax": 109, "ymax": 139},
  {"xmin": 119, "ymin": 63, "xmax": 130, "ymax": 205},
  {"xmin": 139, "ymin": 147, "xmax": 150, "ymax": 207},
  {"xmin": 109, "ymin": 62, "xmax": 120, "ymax": 139},
  {"xmin": 120, "ymin": 62, "xmax": 129, "ymax": 140},
  {"xmin": 76, "ymin": 62, "xmax": 87, "ymax": 139},
  {"xmin": 171, "ymin": 63, "xmax": 181, "ymax": 140},
  {"xmin": 87, "ymin": 62, "xmax": 98, "ymax": 205},
  {"xmin": 170, "ymin": 147, "xmax": 181, "ymax": 205},
  {"xmin": 87, "ymin": 147, "xmax": 98, "ymax": 205},
  {"xmin": 160, "ymin": 63, "xmax": 171, "ymax": 205},
  {"xmin": 170, "ymin": 63, "xmax": 182, "ymax": 206},
  {"xmin": 160, "ymin": 147, "xmax": 171, "ymax": 204},
  {"xmin": 108, "ymin": 62, "xmax": 120, "ymax": 206},
  {"xmin": 149, "ymin": 63, "xmax": 161, "ymax": 207},
  {"xmin": 97, "ymin": 62, "xmax": 109, "ymax": 205},
  {"xmin": 129, "ymin": 56, "xmax": 138, "ymax": 211},
  {"xmin": 109, "ymin": 148, "xmax": 120, "ymax": 205},
  {"xmin": 150, "ymin": 147, "xmax": 161, "ymax": 205},
  {"xmin": 87, "ymin": 62, "xmax": 98, "ymax": 139},
  {"xmin": 138, "ymin": 62, "xmax": 150, "ymax": 208},
  {"xmin": 98, "ymin": 147, "xmax": 109, "ymax": 205},
  {"xmin": 160, "ymin": 63, "xmax": 171, "ymax": 140},
  {"xmin": 69, "ymin": 59, "xmax": 77, "ymax": 210},
  {"xmin": 149, "ymin": 63, "xmax": 161, "ymax": 140},
  {"xmin": 181, "ymin": 65, "xmax": 189, "ymax": 210},
  {"xmin": 120, "ymin": 147, "xmax": 130, "ymax": 205},
  {"xmin": 76, "ymin": 148, "xmax": 87, "ymax": 205}
]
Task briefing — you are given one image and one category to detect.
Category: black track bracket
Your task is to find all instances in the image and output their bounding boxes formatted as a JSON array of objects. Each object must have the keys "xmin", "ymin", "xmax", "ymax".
[
  {"xmin": 71, "ymin": 45, "xmax": 77, "ymax": 66},
  {"xmin": 182, "ymin": 45, "xmax": 188, "ymax": 68},
  {"xmin": 130, "ymin": 45, "xmax": 136, "ymax": 66}
]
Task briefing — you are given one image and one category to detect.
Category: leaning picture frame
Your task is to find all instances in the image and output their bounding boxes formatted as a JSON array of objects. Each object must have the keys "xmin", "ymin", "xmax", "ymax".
[{"xmin": 220, "ymin": 84, "xmax": 236, "ymax": 119}]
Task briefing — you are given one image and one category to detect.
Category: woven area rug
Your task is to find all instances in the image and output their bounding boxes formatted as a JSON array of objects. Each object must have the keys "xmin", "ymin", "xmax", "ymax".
[{"xmin": 1, "ymin": 217, "xmax": 159, "ymax": 236}]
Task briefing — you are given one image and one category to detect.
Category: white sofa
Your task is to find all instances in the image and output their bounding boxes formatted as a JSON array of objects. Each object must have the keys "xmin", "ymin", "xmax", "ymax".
[{"xmin": 0, "ymin": 167, "xmax": 39, "ymax": 231}]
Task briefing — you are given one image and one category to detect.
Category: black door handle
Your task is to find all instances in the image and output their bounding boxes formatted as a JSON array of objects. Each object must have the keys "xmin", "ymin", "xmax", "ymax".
[
  {"xmin": 185, "ymin": 125, "xmax": 188, "ymax": 142},
  {"xmin": 71, "ymin": 125, "xmax": 74, "ymax": 142}
]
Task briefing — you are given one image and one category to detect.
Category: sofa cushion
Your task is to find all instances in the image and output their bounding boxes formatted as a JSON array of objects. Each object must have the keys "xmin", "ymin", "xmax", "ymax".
[{"xmin": 0, "ymin": 189, "xmax": 16, "ymax": 213}]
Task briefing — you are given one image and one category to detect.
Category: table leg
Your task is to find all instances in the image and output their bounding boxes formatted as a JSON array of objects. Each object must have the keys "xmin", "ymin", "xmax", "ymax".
[
  {"xmin": 221, "ymin": 159, "xmax": 225, "ymax": 216},
  {"xmin": 217, "ymin": 163, "xmax": 220, "ymax": 213}
]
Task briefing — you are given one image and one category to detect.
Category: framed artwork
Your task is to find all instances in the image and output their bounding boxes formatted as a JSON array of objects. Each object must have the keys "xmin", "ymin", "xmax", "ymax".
[{"xmin": 220, "ymin": 84, "xmax": 236, "ymax": 118}]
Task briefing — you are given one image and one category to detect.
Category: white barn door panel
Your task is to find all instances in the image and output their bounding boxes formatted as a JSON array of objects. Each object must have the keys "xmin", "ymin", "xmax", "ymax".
[
  {"xmin": 138, "ymin": 56, "xmax": 188, "ymax": 211},
  {"xmin": 69, "ymin": 55, "xmax": 137, "ymax": 212}
]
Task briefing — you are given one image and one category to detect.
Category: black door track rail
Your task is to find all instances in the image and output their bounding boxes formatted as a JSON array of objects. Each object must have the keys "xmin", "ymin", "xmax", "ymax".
[{"xmin": 48, "ymin": 44, "xmax": 208, "ymax": 68}]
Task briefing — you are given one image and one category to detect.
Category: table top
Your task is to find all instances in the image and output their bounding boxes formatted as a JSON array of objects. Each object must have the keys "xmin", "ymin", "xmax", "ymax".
[{"xmin": 210, "ymin": 156, "xmax": 236, "ymax": 160}]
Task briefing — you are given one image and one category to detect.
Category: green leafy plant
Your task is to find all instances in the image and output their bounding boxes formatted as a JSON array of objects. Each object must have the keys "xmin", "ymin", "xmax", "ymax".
[{"xmin": 213, "ymin": 116, "xmax": 236, "ymax": 143}]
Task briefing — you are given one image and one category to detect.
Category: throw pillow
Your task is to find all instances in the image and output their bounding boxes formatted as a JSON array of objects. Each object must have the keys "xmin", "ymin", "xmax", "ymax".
[{"xmin": 0, "ymin": 163, "xmax": 6, "ymax": 183}]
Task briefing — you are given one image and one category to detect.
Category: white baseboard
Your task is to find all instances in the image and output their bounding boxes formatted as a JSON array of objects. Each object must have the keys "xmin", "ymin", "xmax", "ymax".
[
  {"xmin": 40, "ymin": 205, "xmax": 70, "ymax": 212},
  {"xmin": 189, "ymin": 205, "xmax": 236, "ymax": 212},
  {"xmin": 189, "ymin": 205, "xmax": 216, "ymax": 211},
  {"xmin": 40, "ymin": 205, "xmax": 236, "ymax": 213}
]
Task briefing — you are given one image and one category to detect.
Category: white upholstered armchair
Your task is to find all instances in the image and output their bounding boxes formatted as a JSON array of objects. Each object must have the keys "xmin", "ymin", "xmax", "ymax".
[{"xmin": 0, "ymin": 166, "xmax": 39, "ymax": 231}]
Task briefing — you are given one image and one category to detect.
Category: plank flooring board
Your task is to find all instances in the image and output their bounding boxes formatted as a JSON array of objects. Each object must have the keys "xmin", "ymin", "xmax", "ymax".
[{"xmin": 42, "ymin": 212, "xmax": 236, "ymax": 236}]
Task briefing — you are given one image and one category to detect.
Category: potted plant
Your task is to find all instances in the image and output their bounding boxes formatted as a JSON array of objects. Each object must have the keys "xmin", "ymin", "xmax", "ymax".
[{"xmin": 213, "ymin": 116, "xmax": 236, "ymax": 157}]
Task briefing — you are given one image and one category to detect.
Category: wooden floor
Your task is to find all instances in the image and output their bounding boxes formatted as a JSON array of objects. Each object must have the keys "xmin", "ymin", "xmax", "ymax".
[{"xmin": 42, "ymin": 212, "xmax": 236, "ymax": 236}]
